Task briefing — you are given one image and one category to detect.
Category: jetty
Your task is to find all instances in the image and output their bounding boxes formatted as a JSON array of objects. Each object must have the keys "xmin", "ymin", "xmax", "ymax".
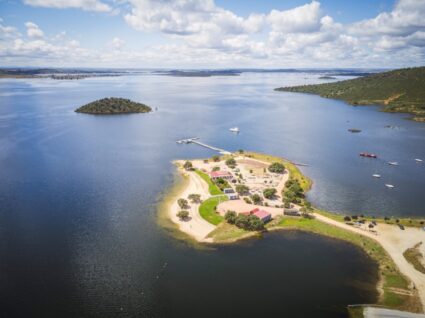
[{"xmin": 176, "ymin": 138, "xmax": 231, "ymax": 155}]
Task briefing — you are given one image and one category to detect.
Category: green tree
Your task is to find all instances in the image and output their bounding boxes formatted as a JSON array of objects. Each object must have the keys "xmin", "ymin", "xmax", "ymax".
[
  {"xmin": 212, "ymin": 166, "xmax": 220, "ymax": 171},
  {"xmin": 225, "ymin": 158, "xmax": 236, "ymax": 167},
  {"xmin": 183, "ymin": 161, "xmax": 193, "ymax": 170},
  {"xmin": 268, "ymin": 162, "xmax": 285, "ymax": 173},
  {"xmin": 177, "ymin": 210, "xmax": 189, "ymax": 220},
  {"xmin": 177, "ymin": 198, "xmax": 189, "ymax": 209},
  {"xmin": 235, "ymin": 184, "xmax": 250, "ymax": 195},
  {"xmin": 212, "ymin": 155, "xmax": 220, "ymax": 162},
  {"xmin": 224, "ymin": 210, "xmax": 237, "ymax": 224},
  {"xmin": 238, "ymin": 149, "xmax": 244, "ymax": 154},
  {"xmin": 263, "ymin": 188, "xmax": 277, "ymax": 199},
  {"xmin": 188, "ymin": 194, "xmax": 201, "ymax": 204},
  {"xmin": 251, "ymin": 194, "xmax": 262, "ymax": 205}
]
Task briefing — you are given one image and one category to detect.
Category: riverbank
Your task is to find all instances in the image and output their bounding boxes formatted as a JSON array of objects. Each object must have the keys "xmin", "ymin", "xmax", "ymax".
[{"xmin": 161, "ymin": 151, "xmax": 424, "ymax": 313}]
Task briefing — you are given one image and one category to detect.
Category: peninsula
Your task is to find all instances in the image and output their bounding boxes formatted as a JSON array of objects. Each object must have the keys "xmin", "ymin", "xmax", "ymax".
[
  {"xmin": 162, "ymin": 151, "xmax": 425, "ymax": 315},
  {"xmin": 75, "ymin": 97, "xmax": 151, "ymax": 114},
  {"xmin": 275, "ymin": 66, "xmax": 425, "ymax": 122}
]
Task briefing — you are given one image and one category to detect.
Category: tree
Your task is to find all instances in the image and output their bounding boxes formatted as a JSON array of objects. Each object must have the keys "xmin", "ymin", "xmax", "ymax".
[
  {"xmin": 244, "ymin": 197, "xmax": 252, "ymax": 204},
  {"xmin": 224, "ymin": 211, "xmax": 237, "ymax": 224},
  {"xmin": 238, "ymin": 149, "xmax": 244, "ymax": 154},
  {"xmin": 212, "ymin": 166, "xmax": 220, "ymax": 171},
  {"xmin": 263, "ymin": 188, "xmax": 277, "ymax": 199},
  {"xmin": 177, "ymin": 198, "xmax": 189, "ymax": 209},
  {"xmin": 177, "ymin": 210, "xmax": 189, "ymax": 220},
  {"xmin": 304, "ymin": 201, "xmax": 312, "ymax": 211},
  {"xmin": 284, "ymin": 201, "xmax": 291, "ymax": 209},
  {"xmin": 188, "ymin": 194, "xmax": 201, "ymax": 203},
  {"xmin": 183, "ymin": 161, "xmax": 193, "ymax": 170},
  {"xmin": 251, "ymin": 194, "xmax": 262, "ymax": 205},
  {"xmin": 268, "ymin": 162, "xmax": 285, "ymax": 173},
  {"xmin": 225, "ymin": 158, "xmax": 236, "ymax": 167},
  {"xmin": 344, "ymin": 216, "xmax": 352, "ymax": 222},
  {"xmin": 212, "ymin": 155, "xmax": 220, "ymax": 162},
  {"xmin": 235, "ymin": 184, "xmax": 250, "ymax": 195}
]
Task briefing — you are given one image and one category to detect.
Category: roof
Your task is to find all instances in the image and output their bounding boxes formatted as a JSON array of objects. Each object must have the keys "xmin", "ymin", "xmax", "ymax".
[
  {"xmin": 209, "ymin": 171, "xmax": 232, "ymax": 178},
  {"xmin": 253, "ymin": 210, "xmax": 271, "ymax": 219},
  {"xmin": 250, "ymin": 208, "xmax": 260, "ymax": 214}
]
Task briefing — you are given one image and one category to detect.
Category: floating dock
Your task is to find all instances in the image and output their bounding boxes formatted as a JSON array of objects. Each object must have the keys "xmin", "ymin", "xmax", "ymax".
[{"xmin": 176, "ymin": 138, "xmax": 231, "ymax": 155}]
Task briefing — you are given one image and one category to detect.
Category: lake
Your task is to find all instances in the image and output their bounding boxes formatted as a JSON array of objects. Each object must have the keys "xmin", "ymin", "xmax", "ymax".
[{"xmin": 0, "ymin": 71, "xmax": 424, "ymax": 317}]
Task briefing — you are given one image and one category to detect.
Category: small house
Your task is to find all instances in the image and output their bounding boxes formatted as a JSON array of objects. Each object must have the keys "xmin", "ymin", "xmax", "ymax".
[
  {"xmin": 252, "ymin": 209, "xmax": 272, "ymax": 223},
  {"xmin": 209, "ymin": 171, "xmax": 233, "ymax": 181}
]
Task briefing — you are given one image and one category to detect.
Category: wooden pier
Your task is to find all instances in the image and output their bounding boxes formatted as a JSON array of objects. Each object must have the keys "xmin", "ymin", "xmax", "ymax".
[{"xmin": 176, "ymin": 138, "xmax": 231, "ymax": 155}]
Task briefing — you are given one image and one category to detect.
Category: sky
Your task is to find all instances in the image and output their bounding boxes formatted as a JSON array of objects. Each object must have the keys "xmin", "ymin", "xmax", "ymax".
[{"xmin": 0, "ymin": 0, "xmax": 424, "ymax": 68}]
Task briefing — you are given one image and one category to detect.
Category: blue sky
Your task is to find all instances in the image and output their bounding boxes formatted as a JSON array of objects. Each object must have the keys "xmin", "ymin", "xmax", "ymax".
[{"xmin": 0, "ymin": 0, "xmax": 424, "ymax": 68}]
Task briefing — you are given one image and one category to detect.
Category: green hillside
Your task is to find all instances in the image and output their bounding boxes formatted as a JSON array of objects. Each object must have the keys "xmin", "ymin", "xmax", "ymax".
[
  {"xmin": 75, "ymin": 97, "xmax": 151, "ymax": 114},
  {"xmin": 275, "ymin": 67, "xmax": 425, "ymax": 122}
]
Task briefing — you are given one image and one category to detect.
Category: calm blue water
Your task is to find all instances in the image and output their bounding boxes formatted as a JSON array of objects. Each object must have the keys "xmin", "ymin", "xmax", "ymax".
[{"xmin": 0, "ymin": 72, "xmax": 423, "ymax": 317}]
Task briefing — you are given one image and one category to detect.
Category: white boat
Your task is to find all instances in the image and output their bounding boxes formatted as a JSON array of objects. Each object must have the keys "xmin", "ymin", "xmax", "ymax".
[
  {"xmin": 415, "ymin": 158, "xmax": 423, "ymax": 162},
  {"xmin": 385, "ymin": 184, "xmax": 395, "ymax": 188},
  {"xmin": 388, "ymin": 161, "xmax": 399, "ymax": 166},
  {"xmin": 229, "ymin": 127, "xmax": 240, "ymax": 133},
  {"xmin": 372, "ymin": 174, "xmax": 381, "ymax": 178}
]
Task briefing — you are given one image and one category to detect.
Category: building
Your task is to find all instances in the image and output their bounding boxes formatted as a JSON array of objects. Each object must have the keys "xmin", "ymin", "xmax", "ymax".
[
  {"xmin": 252, "ymin": 209, "xmax": 272, "ymax": 223},
  {"xmin": 223, "ymin": 188, "xmax": 235, "ymax": 194},
  {"xmin": 227, "ymin": 193, "xmax": 239, "ymax": 200},
  {"xmin": 209, "ymin": 171, "xmax": 233, "ymax": 180},
  {"xmin": 284, "ymin": 208, "xmax": 300, "ymax": 216}
]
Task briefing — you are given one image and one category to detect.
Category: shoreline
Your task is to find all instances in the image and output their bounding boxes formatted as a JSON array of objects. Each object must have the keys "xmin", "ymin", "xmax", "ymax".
[{"xmin": 160, "ymin": 152, "xmax": 424, "ymax": 313}]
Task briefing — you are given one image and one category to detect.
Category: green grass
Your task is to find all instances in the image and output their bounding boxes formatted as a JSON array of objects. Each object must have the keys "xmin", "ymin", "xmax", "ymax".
[
  {"xmin": 195, "ymin": 170, "xmax": 223, "ymax": 195},
  {"xmin": 199, "ymin": 196, "xmax": 228, "ymax": 225},
  {"xmin": 403, "ymin": 243, "xmax": 425, "ymax": 274},
  {"xmin": 207, "ymin": 222, "xmax": 254, "ymax": 242}
]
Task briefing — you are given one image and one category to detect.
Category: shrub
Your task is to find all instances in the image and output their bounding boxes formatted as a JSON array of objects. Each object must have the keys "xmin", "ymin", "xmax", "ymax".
[
  {"xmin": 344, "ymin": 216, "xmax": 352, "ymax": 222},
  {"xmin": 252, "ymin": 194, "xmax": 262, "ymax": 205},
  {"xmin": 212, "ymin": 166, "xmax": 220, "ymax": 171},
  {"xmin": 225, "ymin": 158, "xmax": 236, "ymax": 167},
  {"xmin": 188, "ymin": 194, "xmax": 201, "ymax": 203},
  {"xmin": 244, "ymin": 197, "xmax": 252, "ymax": 204},
  {"xmin": 238, "ymin": 149, "xmax": 244, "ymax": 154},
  {"xmin": 177, "ymin": 198, "xmax": 189, "ymax": 209},
  {"xmin": 212, "ymin": 155, "xmax": 220, "ymax": 162},
  {"xmin": 177, "ymin": 210, "xmax": 189, "ymax": 220},
  {"xmin": 183, "ymin": 161, "xmax": 193, "ymax": 170},
  {"xmin": 224, "ymin": 211, "xmax": 237, "ymax": 224},
  {"xmin": 268, "ymin": 162, "xmax": 285, "ymax": 173},
  {"xmin": 263, "ymin": 188, "xmax": 277, "ymax": 199},
  {"xmin": 234, "ymin": 214, "xmax": 264, "ymax": 231},
  {"xmin": 235, "ymin": 184, "xmax": 250, "ymax": 195}
]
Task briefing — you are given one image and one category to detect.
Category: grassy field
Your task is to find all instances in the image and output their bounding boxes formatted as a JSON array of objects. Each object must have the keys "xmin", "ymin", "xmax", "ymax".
[
  {"xmin": 195, "ymin": 169, "xmax": 223, "ymax": 195},
  {"xmin": 199, "ymin": 195, "xmax": 228, "ymax": 225},
  {"xmin": 275, "ymin": 67, "xmax": 425, "ymax": 122},
  {"xmin": 267, "ymin": 216, "xmax": 421, "ymax": 312},
  {"xmin": 207, "ymin": 222, "xmax": 256, "ymax": 242},
  {"xmin": 403, "ymin": 243, "xmax": 425, "ymax": 274}
]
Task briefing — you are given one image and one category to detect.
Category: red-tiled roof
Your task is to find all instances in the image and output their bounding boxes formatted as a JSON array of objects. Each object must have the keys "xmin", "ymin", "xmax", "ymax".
[
  {"xmin": 209, "ymin": 171, "xmax": 232, "ymax": 178},
  {"xmin": 250, "ymin": 208, "xmax": 260, "ymax": 214},
  {"xmin": 253, "ymin": 210, "xmax": 271, "ymax": 219}
]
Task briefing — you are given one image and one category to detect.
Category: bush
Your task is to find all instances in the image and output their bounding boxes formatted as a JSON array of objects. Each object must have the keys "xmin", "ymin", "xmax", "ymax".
[
  {"xmin": 344, "ymin": 216, "xmax": 352, "ymax": 222},
  {"xmin": 263, "ymin": 188, "xmax": 277, "ymax": 199},
  {"xmin": 238, "ymin": 149, "xmax": 244, "ymax": 154},
  {"xmin": 235, "ymin": 184, "xmax": 250, "ymax": 195},
  {"xmin": 212, "ymin": 155, "xmax": 220, "ymax": 162},
  {"xmin": 268, "ymin": 162, "xmax": 285, "ymax": 173},
  {"xmin": 224, "ymin": 210, "xmax": 237, "ymax": 224},
  {"xmin": 177, "ymin": 210, "xmax": 189, "ymax": 220},
  {"xmin": 178, "ymin": 198, "xmax": 189, "ymax": 209},
  {"xmin": 225, "ymin": 158, "xmax": 236, "ymax": 167},
  {"xmin": 183, "ymin": 161, "xmax": 193, "ymax": 170},
  {"xmin": 251, "ymin": 194, "xmax": 262, "ymax": 205},
  {"xmin": 188, "ymin": 194, "xmax": 201, "ymax": 203},
  {"xmin": 244, "ymin": 197, "xmax": 252, "ymax": 204},
  {"xmin": 214, "ymin": 177, "xmax": 230, "ymax": 190},
  {"xmin": 233, "ymin": 214, "xmax": 264, "ymax": 231},
  {"xmin": 212, "ymin": 166, "xmax": 220, "ymax": 171}
]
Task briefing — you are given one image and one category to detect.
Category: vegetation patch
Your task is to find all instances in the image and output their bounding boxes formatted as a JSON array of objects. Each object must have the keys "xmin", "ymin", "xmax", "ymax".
[
  {"xmin": 199, "ymin": 196, "xmax": 228, "ymax": 225},
  {"xmin": 403, "ymin": 242, "xmax": 425, "ymax": 274},
  {"xmin": 75, "ymin": 97, "xmax": 151, "ymax": 114},
  {"xmin": 275, "ymin": 66, "xmax": 425, "ymax": 122},
  {"xmin": 207, "ymin": 222, "xmax": 254, "ymax": 242},
  {"xmin": 195, "ymin": 169, "xmax": 223, "ymax": 195}
]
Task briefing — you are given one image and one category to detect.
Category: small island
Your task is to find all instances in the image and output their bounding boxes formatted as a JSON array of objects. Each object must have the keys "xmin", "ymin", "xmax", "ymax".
[
  {"xmin": 75, "ymin": 97, "xmax": 151, "ymax": 114},
  {"xmin": 160, "ymin": 151, "xmax": 425, "ymax": 315}
]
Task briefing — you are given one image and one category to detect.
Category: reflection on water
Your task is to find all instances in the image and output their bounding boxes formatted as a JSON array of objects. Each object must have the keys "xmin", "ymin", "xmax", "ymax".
[{"xmin": 0, "ymin": 72, "xmax": 422, "ymax": 317}]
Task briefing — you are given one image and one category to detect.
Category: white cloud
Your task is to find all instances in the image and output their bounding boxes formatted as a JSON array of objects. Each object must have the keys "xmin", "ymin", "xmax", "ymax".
[
  {"xmin": 110, "ymin": 37, "xmax": 125, "ymax": 49},
  {"xmin": 25, "ymin": 22, "xmax": 44, "ymax": 38},
  {"xmin": 23, "ymin": 0, "xmax": 112, "ymax": 12}
]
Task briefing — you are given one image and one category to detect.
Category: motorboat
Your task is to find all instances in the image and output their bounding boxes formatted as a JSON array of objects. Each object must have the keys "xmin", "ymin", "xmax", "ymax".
[
  {"xmin": 415, "ymin": 158, "xmax": 423, "ymax": 162},
  {"xmin": 372, "ymin": 174, "xmax": 381, "ymax": 178},
  {"xmin": 229, "ymin": 127, "xmax": 240, "ymax": 133},
  {"xmin": 388, "ymin": 161, "xmax": 399, "ymax": 166},
  {"xmin": 385, "ymin": 184, "xmax": 395, "ymax": 189},
  {"xmin": 360, "ymin": 152, "xmax": 377, "ymax": 158}
]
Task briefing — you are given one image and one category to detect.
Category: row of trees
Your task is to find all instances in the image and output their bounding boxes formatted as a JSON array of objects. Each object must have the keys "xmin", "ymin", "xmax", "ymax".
[
  {"xmin": 282, "ymin": 179, "xmax": 304, "ymax": 206},
  {"xmin": 224, "ymin": 211, "xmax": 264, "ymax": 231}
]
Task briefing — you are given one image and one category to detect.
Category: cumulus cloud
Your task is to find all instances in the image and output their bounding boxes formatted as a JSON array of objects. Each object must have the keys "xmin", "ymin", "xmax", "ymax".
[
  {"xmin": 25, "ymin": 22, "xmax": 44, "ymax": 38},
  {"xmin": 23, "ymin": 0, "xmax": 112, "ymax": 12},
  {"xmin": 4, "ymin": 0, "xmax": 425, "ymax": 67}
]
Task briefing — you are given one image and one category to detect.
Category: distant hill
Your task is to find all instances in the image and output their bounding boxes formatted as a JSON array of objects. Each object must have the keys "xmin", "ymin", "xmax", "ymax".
[
  {"xmin": 75, "ymin": 97, "xmax": 151, "ymax": 114},
  {"xmin": 275, "ymin": 67, "xmax": 425, "ymax": 122}
]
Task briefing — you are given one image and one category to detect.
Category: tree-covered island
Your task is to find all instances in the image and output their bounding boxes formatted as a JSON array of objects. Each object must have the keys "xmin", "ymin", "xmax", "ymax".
[{"xmin": 75, "ymin": 97, "xmax": 152, "ymax": 114}]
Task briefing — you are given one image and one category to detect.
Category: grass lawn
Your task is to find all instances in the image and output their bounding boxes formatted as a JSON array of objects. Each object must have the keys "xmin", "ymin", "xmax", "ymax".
[
  {"xmin": 199, "ymin": 195, "xmax": 228, "ymax": 225},
  {"xmin": 195, "ymin": 170, "xmax": 223, "ymax": 195},
  {"xmin": 207, "ymin": 222, "xmax": 253, "ymax": 242}
]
